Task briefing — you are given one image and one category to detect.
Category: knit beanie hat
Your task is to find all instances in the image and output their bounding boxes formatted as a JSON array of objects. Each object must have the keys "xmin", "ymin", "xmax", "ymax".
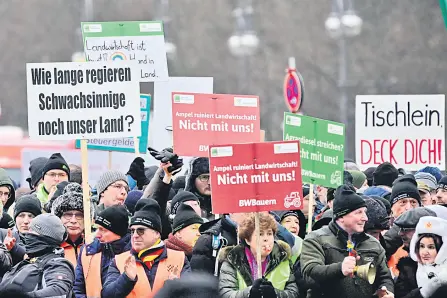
[
  {"xmin": 13, "ymin": 194, "xmax": 42, "ymax": 220},
  {"xmin": 437, "ymin": 176, "xmax": 447, "ymax": 192},
  {"xmin": 95, "ymin": 205, "xmax": 129, "ymax": 237},
  {"xmin": 172, "ymin": 204, "xmax": 204, "ymax": 234},
  {"xmin": 125, "ymin": 190, "xmax": 143, "ymax": 215},
  {"xmin": 369, "ymin": 195, "xmax": 392, "ymax": 215},
  {"xmin": 130, "ymin": 198, "xmax": 162, "ymax": 233},
  {"xmin": 417, "ymin": 166, "xmax": 443, "ymax": 183},
  {"xmin": 333, "ymin": 184, "xmax": 367, "ymax": 219},
  {"xmin": 172, "ymin": 176, "xmax": 186, "ymax": 193},
  {"xmin": 0, "ymin": 213, "xmax": 15, "ymax": 229},
  {"xmin": 364, "ymin": 167, "xmax": 376, "ymax": 187},
  {"xmin": 41, "ymin": 153, "xmax": 70, "ymax": 179},
  {"xmin": 29, "ymin": 213, "xmax": 67, "ymax": 244},
  {"xmin": 390, "ymin": 174, "xmax": 421, "ymax": 206},
  {"xmin": 96, "ymin": 170, "xmax": 128, "ymax": 195},
  {"xmin": 348, "ymin": 170, "xmax": 367, "ymax": 189},
  {"xmin": 26, "ymin": 157, "xmax": 48, "ymax": 188},
  {"xmin": 277, "ymin": 210, "xmax": 300, "ymax": 222},
  {"xmin": 170, "ymin": 190, "xmax": 199, "ymax": 215},
  {"xmin": 373, "ymin": 162, "xmax": 398, "ymax": 187},
  {"xmin": 364, "ymin": 197, "xmax": 390, "ymax": 231},
  {"xmin": 415, "ymin": 172, "xmax": 437, "ymax": 193},
  {"xmin": 51, "ymin": 183, "xmax": 84, "ymax": 218}
]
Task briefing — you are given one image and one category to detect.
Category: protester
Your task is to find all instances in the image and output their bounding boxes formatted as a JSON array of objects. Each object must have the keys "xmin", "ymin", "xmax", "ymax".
[
  {"xmin": 415, "ymin": 172, "xmax": 438, "ymax": 206},
  {"xmin": 364, "ymin": 197, "xmax": 390, "ymax": 241},
  {"xmin": 26, "ymin": 157, "xmax": 48, "ymax": 191},
  {"xmin": 0, "ymin": 168, "xmax": 16, "ymax": 213},
  {"xmin": 74, "ymin": 205, "xmax": 131, "ymax": 298},
  {"xmin": 52, "ymin": 183, "xmax": 89, "ymax": 267},
  {"xmin": 95, "ymin": 170, "xmax": 129, "ymax": 215},
  {"xmin": 364, "ymin": 167, "xmax": 376, "ymax": 187},
  {"xmin": 184, "ymin": 157, "xmax": 213, "ymax": 220},
  {"xmin": 102, "ymin": 198, "xmax": 190, "ymax": 297},
  {"xmin": 390, "ymin": 174, "xmax": 421, "ymax": 218},
  {"xmin": 395, "ymin": 216, "xmax": 447, "ymax": 297},
  {"xmin": 218, "ymin": 213, "xmax": 298, "ymax": 298},
  {"xmin": 301, "ymin": 185, "xmax": 394, "ymax": 298},
  {"xmin": 374, "ymin": 162, "xmax": 399, "ymax": 189},
  {"xmin": 0, "ymin": 213, "xmax": 75, "ymax": 297},
  {"xmin": 274, "ymin": 210, "xmax": 305, "ymax": 262},
  {"xmin": 69, "ymin": 164, "xmax": 83, "ymax": 185},
  {"xmin": 165, "ymin": 204, "xmax": 203, "ymax": 260},
  {"xmin": 35, "ymin": 153, "xmax": 70, "ymax": 207},
  {"xmin": 435, "ymin": 176, "xmax": 447, "ymax": 205},
  {"xmin": 388, "ymin": 207, "xmax": 437, "ymax": 278}
]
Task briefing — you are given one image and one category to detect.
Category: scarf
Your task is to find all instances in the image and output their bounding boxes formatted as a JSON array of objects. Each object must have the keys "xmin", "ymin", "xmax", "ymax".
[
  {"xmin": 245, "ymin": 246, "xmax": 269, "ymax": 280},
  {"xmin": 24, "ymin": 234, "xmax": 61, "ymax": 258},
  {"xmin": 165, "ymin": 233, "xmax": 193, "ymax": 257},
  {"xmin": 137, "ymin": 239, "xmax": 164, "ymax": 269}
]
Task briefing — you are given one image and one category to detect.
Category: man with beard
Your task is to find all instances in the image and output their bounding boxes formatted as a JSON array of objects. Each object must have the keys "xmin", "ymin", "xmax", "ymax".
[{"xmin": 184, "ymin": 157, "xmax": 213, "ymax": 220}]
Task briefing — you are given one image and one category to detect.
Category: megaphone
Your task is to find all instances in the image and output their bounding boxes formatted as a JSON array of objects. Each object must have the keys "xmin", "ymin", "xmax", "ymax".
[{"xmin": 353, "ymin": 262, "xmax": 376, "ymax": 284}]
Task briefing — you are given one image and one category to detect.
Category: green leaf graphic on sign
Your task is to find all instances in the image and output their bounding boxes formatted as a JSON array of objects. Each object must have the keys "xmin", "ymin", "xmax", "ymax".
[
  {"xmin": 211, "ymin": 148, "xmax": 218, "ymax": 156},
  {"xmin": 174, "ymin": 95, "xmax": 180, "ymax": 103},
  {"xmin": 283, "ymin": 112, "xmax": 345, "ymax": 188}
]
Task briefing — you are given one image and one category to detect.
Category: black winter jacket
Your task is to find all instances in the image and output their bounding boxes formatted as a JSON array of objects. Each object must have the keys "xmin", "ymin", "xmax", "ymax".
[{"xmin": 395, "ymin": 256, "xmax": 422, "ymax": 298}]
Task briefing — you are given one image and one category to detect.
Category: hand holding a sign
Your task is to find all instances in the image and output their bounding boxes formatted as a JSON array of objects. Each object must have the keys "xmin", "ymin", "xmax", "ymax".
[{"xmin": 127, "ymin": 157, "xmax": 150, "ymax": 189}]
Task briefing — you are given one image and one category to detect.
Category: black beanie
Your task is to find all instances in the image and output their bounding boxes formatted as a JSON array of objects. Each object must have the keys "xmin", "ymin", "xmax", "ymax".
[
  {"xmin": 333, "ymin": 184, "xmax": 367, "ymax": 218},
  {"xmin": 130, "ymin": 198, "xmax": 162, "ymax": 233},
  {"xmin": 13, "ymin": 194, "xmax": 42, "ymax": 220},
  {"xmin": 172, "ymin": 176, "xmax": 186, "ymax": 193},
  {"xmin": 0, "ymin": 213, "xmax": 15, "ymax": 229},
  {"xmin": 42, "ymin": 153, "xmax": 70, "ymax": 179},
  {"xmin": 390, "ymin": 174, "xmax": 421, "ymax": 206},
  {"xmin": 370, "ymin": 195, "xmax": 392, "ymax": 215},
  {"xmin": 172, "ymin": 204, "xmax": 204, "ymax": 234},
  {"xmin": 373, "ymin": 162, "xmax": 398, "ymax": 187},
  {"xmin": 95, "ymin": 205, "xmax": 129, "ymax": 237},
  {"xmin": 437, "ymin": 175, "xmax": 447, "ymax": 191},
  {"xmin": 170, "ymin": 190, "xmax": 199, "ymax": 215},
  {"xmin": 26, "ymin": 157, "xmax": 48, "ymax": 188},
  {"xmin": 364, "ymin": 167, "xmax": 376, "ymax": 187},
  {"xmin": 344, "ymin": 171, "xmax": 354, "ymax": 185}
]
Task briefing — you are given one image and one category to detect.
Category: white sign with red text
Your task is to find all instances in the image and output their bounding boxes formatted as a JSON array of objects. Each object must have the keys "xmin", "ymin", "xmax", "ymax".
[{"xmin": 355, "ymin": 95, "xmax": 445, "ymax": 171}]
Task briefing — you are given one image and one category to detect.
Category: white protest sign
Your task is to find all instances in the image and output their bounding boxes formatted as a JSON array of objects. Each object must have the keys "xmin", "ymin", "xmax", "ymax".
[
  {"xmin": 81, "ymin": 21, "xmax": 169, "ymax": 82},
  {"xmin": 355, "ymin": 95, "xmax": 445, "ymax": 170},
  {"xmin": 150, "ymin": 77, "xmax": 213, "ymax": 150},
  {"xmin": 26, "ymin": 61, "xmax": 141, "ymax": 140}
]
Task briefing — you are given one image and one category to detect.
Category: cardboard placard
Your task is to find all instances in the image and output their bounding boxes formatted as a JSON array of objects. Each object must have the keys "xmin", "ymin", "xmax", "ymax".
[
  {"xmin": 209, "ymin": 141, "xmax": 303, "ymax": 214},
  {"xmin": 172, "ymin": 93, "xmax": 260, "ymax": 157}
]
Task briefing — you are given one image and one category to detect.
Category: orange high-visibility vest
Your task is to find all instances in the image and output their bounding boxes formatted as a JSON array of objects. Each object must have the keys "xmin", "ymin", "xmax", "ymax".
[
  {"xmin": 81, "ymin": 248, "xmax": 103, "ymax": 298},
  {"xmin": 115, "ymin": 249, "xmax": 185, "ymax": 298},
  {"xmin": 62, "ymin": 244, "xmax": 78, "ymax": 267},
  {"xmin": 388, "ymin": 246, "xmax": 408, "ymax": 278}
]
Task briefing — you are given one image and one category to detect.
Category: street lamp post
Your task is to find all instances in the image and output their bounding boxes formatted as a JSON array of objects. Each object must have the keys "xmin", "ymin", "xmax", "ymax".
[
  {"xmin": 227, "ymin": 0, "xmax": 259, "ymax": 92},
  {"xmin": 325, "ymin": 0, "xmax": 362, "ymax": 158}
]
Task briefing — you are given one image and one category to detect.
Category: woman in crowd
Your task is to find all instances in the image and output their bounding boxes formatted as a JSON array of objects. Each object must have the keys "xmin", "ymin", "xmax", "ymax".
[
  {"xmin": 218, "ymin": 213, "xmax": 298, "ymax": 298},
  {"xmin": 395, "ymin": 216, "xmax": 447, "ymax": 298}
]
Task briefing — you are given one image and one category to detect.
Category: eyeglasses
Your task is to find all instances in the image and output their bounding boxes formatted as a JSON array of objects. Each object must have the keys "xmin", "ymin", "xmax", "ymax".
[
  {"xmin": 399, "ymin": 227, "xmax": 415, "ymax": 234},
  {"xmin": 130, "ymin": 227, "xmax": 149, "ymax": 236},
  {"xmin": 46, "ymin": 172, "xmax": 68, "ymax": 179},
  {"xmin": 0, "ymin": 191, "xmax": 10, "ymax": 198},
  {"xmin": 110, "ymin": 184, "xmax": 129, "ymax": 192},
  {"xmin": 197, "ymin": 174, "xmax": 210, "ymax": 182},
  {"xmin": 62, "ymin": 212, "xmax": 84, "ymax": 220}
]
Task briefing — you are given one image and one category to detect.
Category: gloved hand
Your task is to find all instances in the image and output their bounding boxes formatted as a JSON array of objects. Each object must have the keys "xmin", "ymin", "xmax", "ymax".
[
  {"xmin": 148, "ymin": 147, "xmax": 183, "ymax": 174},
  {"xmin": 249, "ymin": 278, "xmax": 263, "ymax": 298},
  {"xmin": 420, "ymin": 274, "xmax": 447, "ymax": 298},
  {"xmin": 127, "ymin": 157, "xmax": 150, "ymax": 189},
  {"xmin": 259, "ymin": 279, "xmax": 277, "ymax": 298}
]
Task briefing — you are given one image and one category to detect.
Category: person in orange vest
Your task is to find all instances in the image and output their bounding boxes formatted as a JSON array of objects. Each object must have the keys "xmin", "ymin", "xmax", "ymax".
[
  {"xmin": 73, "ymin": 205, "xmax": 131, "ymax": 298},
  {"xmin": 164, "ymin": 204, "xmax": 204, "ymax": 260},
  {"xmin": 52, "ymin": 182, "xmax": 91, "ymax": 267},
  {"xmin": 102, "ymin": 198, "xmax": 191, "ymax": 298}
]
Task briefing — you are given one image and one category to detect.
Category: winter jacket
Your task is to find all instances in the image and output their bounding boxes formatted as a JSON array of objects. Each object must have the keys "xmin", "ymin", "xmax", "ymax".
[
  {"xmin": 101, "ymin": 244, "xmax": 191, "ymax": 297},
  {"xmin": 61, "ymin": 236, "xmax": 84, "ymax": 267},
  {"xmin": 147, "ymin": 174, "xmax": 173, "ymax": 240},
  {"xmin": 395, "ymin": 256, "xmax": 422, "ymax": 298},
  {"xmin": 73, "ymin": 234, "xmax": 131, "ymax": 298},
  {"xmin": 184, "ymin": 157, "xmax": 213, "ymax": 221},
  {"xmin": 35, "ymin": 183, "xmax": 49, "ymax": 207},
  {"xmin": 190, "ymin": 217, "xmax": 239, "ymax": 275},
  {"xmin": 0, "ymin": 168, "xmax": 16, "ymax": 212},
  {"xmin": 218, "ymin": 241, "xmax": 298, "ymax": 298},
  {"xmin": 0, "ymin": 249, "xmax": 75, "ymax": 297},
  {"xmin": 301, "ymin": 221, "xmax": 394, "ymax": 298},
  {"xmin": 0, "ymin": 228, "xmax": 26, "ymax": 264}
]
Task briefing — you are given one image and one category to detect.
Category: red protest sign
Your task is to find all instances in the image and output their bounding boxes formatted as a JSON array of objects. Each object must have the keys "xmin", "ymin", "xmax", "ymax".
[
  {"xmin": 171, "ymin": 92, "xmax": 260, "ymax": 157},
  {"xmin": 209, "ymin": 141, "xmax": 303, "ymax": 214}
]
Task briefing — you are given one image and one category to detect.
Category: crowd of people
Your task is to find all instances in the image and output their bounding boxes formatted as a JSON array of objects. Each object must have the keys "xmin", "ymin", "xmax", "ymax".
[{"xmin": 0, "ymin": 148, "xmax": 446, "ymax": 297}]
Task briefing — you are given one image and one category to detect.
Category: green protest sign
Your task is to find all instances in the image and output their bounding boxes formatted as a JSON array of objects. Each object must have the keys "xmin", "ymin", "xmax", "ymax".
[
  {"xmin": 81, "ymin": 21, "xmax": 169, "ymax": 82},
  {"xmin": 283, "ymin": 113, "xmax": 345, "ymax": 188}
]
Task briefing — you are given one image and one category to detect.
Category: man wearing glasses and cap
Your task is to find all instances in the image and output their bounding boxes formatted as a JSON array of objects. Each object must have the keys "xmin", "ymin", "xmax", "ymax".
[
  {"xmin": 102, "ymin": 198, "xmax": 190, "ymax": 298},
  {"xmin": 184, "ymin": 157, "xmax": 213, "ymax": 220}
]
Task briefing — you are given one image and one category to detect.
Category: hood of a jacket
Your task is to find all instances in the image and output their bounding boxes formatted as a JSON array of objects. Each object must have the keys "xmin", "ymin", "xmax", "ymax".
[{"xmin": 0, "ymin": 168, "xmax": 15, "ymax": 211}]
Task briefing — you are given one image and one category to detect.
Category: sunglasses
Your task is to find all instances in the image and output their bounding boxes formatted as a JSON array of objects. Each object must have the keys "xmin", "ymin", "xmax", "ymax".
[{"xmin": 130, "ymin": 227, "xmax": 150, "ymax": 236}]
